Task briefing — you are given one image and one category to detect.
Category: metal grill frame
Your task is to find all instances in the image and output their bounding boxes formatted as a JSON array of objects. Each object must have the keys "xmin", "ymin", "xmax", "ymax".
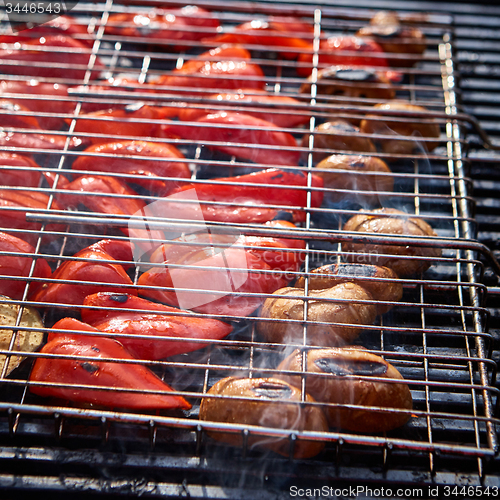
[{"xmin": 0, "ymin": 0, "xmax": 499, "ymax": 493}]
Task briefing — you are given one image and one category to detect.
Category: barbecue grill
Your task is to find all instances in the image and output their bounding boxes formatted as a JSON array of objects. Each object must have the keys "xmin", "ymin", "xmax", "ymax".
[{"xmin": 0, "ymin": 0, "xmax": 499, "ymax": 497}]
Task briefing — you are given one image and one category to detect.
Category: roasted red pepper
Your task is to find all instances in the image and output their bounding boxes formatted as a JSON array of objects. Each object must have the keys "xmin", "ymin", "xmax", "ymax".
[
  {"xmin": 297, "ymin": 36, "xmax": 389, "ymax": 76},
  {"xmin": 138, "ymin": 246, "xmax": 288, "ymax": 316},
  {"xmin": 0, "ymin": 152, "xmax": 43, "ymax": 188},
  {"xmin": 0, "ymin": 79, "xmax": 73, "ymax": 130},
  {"xmin": 160, "ymin": 168, "xmax": 324, "ymax": 224},
  {"xmin": 31, "ymin": 318, "xmax": 191, "ymax": 410},
  {"xmin": 0, "ymin": 231, "xmax": 52, "ymax": 299},
  {"xmin": 80, "ymin": 292, "xmax": 232, "ymax": 360},
  {"xmin": 30, "ymin": 240, "xmax": 137, "ymax": 306},
  {"xmin": 70, "ymin": 141, "xmax": 191, "ymax": 195},
  {"xmin": 106, "ymin": 5, "xmax": 220, "ymax": 48},
  {"xmin": 202, "ymin": 17, "xmax": 314, "ymax": 59},
  {"xmin": 59, "ymin": 175, "xmax": 164, "ymax": 249},
  {"xmin": 0, "ymin": 35, "xmax": 103, "ymax": 80},
  {"xmin": 0, "ymin": 99, "xmax": 41, "ymax": 129},
  {"xmin": 0, "ymin": 188, "xmax": 66, "ymax": 245},
  {"xmin": 162, "ymin": 111, "xmax": 300, "ymax": 166},
  {"xmin": 178, "ymin": 89, "xmax": 310, "ymax": 128},
  {"xmin": 0, "ymin": 129, "xmax": 76, "ymax": 152},
  {"xmin": 149, "ymin": 45, "xmax": 265, "ymax": 94},
  {"xmin": 70, "ymin": 103, "xmax": 164, "ymax": 145}
]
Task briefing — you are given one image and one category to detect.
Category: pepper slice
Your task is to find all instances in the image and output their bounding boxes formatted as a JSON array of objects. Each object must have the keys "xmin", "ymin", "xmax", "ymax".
[
  {"xmin": 0, "ymin": 231, "xmax": 52, "ymax": 300},
  {"xmin": 31, "ymin": 318, "xmax": 191, "ymax": 410},
  {"xmin": 81, "ymin": 292, "xmax": 232, "ymax": 360},
  {"xmin": 150, "ymin": 45, "xmax": 265, "ymax": 94},
  {"xmin": 162, "ymin": 111, "xmax": 300, "ymax": 166},
  {"xmin": 161, "ymin": 168, "xmax": 324, "ymax": 224},
  {"xmin": 70, "ymin": 141, "xmax": 191, "ymax": 195},
  {"xmin": 30, "ymin": 240, "xmax": 137, "ymax": 307}
]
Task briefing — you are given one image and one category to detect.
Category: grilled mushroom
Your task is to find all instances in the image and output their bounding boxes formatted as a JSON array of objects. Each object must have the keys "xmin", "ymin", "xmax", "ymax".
[
  {"xmin": 257, "ymin": 283, "xmax": 377, "ymax": 347},
  {"xmin": 357, "ymin": 11, "xmax": 427, "ymax": 67},
  {"xmin": 0, "ymin": 295, "xmax": 44, "ymax": 376},
  {"xmin": 359, "ymin": 101, "xmax": 441, "ymax": 154},
  {"xmin": 199, "ymin": 376, "xmax": 328, "ymax": 458},
  {"xmin": 342, "ymin": 208, "xmax": 442, "ymax": 276},
  {"xmin": 295, "ymin": 263, "xmax": 402, "ymax": 314},
  {"xmin": 277, "ymin": 347, "xmax": 413, "ymax": 433},
  {"xmin": 314, "ymin": 154, "xmax": 394, "ymax": 205},
  {"xmin": 302, "ymin": 120, "xmax": 377, "ymax": 163},
  {"xmin": 300, "ymin": 66, "xmax": 395, "ymax": 101}
]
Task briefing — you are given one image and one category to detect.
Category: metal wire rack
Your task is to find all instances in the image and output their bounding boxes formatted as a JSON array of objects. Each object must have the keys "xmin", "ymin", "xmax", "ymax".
[{"xmin": 0, "ymin": 0, "xmax": 499, "ymax": 495}]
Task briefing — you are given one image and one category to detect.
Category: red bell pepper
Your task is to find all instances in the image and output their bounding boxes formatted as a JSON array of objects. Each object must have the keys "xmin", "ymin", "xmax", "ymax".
[
  {"xmin": 161, "ymin": 168, "xmax": 323, "ymax": 224},
  {"xmin": 0, "ymin": 129, "xmax": 76, "ymax": 152},
  {"xmin": 162, "ymin": 111, "xmax": 300, "ymax": 166},
  {"xmin": 0, "ymin": 99, "xmax": 41, "ymax": 129},
  {"xmin": 80, "ymin": 292, "xmax": 232, "ymax": 360},
  {"xmin": 0, "ymin": 152, "xmax": 43, "ymax": 188},
  {"xmin": 70, "ymin": 141, "xmax": 191, "ymax": 195},
  {"xmin": 0, "ymin": 231, "xmax": 52, "ymax": 299},
  {"xmin": 0, "ymin": 35, "xmax": 104, "ymax": 80},
  {"xmin": 0, "ymin": 188, "xmax": 66, "ymax": 246},
  {"xmin": 149, "ymin": 45, "xmax": 265, "ymax": 94},
  {"xmin": 30, "ymin": 240, "xmax": 137, "ymax": 306},
  {"xmin": 70, "ymin": 103, "xmax": 164, "ymax": 146},
  {"xmin": 31, "ymin": 318, "xmax": 191, "ymax": 410},
  {"xmin": 149, "ymin": 219, "xmax": 306, "ymax": 275},
  {"xmin": 0, "ymin": 15, "xmax": 93, "ymax": 47},
  {"xmin": 297, "ymin": 36, "xmax": 389, "ymax": 76},
  {"xmin": 58, "ymin": 175, "xmax": 165, "ymax": 250},
  {"xmin": 138, "ymin": 246, "xmax": 288, "ymax": 316},
  {"xmin": 0, "ymin": 80, "xmax": 73, "ymax": 130},
  {"xmin": 106, "ymin": 6, "xmax": 220, "ymax": 48},
  {"xmin": 178, "ymin": 89, "xmax": 310, "ymax": 128},
  {"xmin": 202, "ymin": 17, "xmax": 314, "ymax": 59}
]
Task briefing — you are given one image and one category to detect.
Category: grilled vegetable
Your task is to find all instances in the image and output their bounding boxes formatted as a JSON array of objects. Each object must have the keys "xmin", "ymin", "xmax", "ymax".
[
  {"xmin": 70, "ymin": 104, "xmax": 164, "ymax": 145},
  {"xmin": 295, "ymin": 263, "xmax": 402, "ymax": 314},
  {"xmin": 342, "ymin": 208, "xmax": 442, "ymax": 276},
  {"xmin": 257, "ymin": 283, "xmax": 377, "ymax": 347},
  {"xmin": 106, "ymin": 5, "xmax": 220, "ymax": 48},
  {"xmin": 70, "ymin": 141, "xmax": 191, "ymax": 195},
  {"xmin": 31, "ymin": 318, "xmax": 191, "ymax": 410},
  {"xmin": 0, "ymin": 35, "xmax": 103, "ymax": 80},
  {"xmin": 0, "ymin": 295, "xmax": 44, "ymax": 376},
  {"xmin": 298, "ymin": 36, "xmax": 388, "ymax": 77},
  {"xmin": 359, "ymin": 101, "xmax": 441, "ymax": 154},
  {"xmin": 177, "ymin": 89, "xmax": 310, "ymax": 128},
  {"xmin": 0, "ymin": 231, "xmax": 52, "ymax": 300},
  {"xmin": 162, "ymin": 168, "xmax": 324, "ymax": 224},
  {"xmin": 199, "ymin": 376, "xmax": 328, "ymax": 458},
  {"xmin": 357, "ymin": 11, "xmax": 427, "ymax": 66},
  {"xmin": 202, "ymin": 17, "xmax": 314, "ymax": 59},
  {"xmin": 30, "ymin": 240, "xmax": 137, "ymax": 307},
  {"xmin": 301, "ymin": 120, "xmax": 377, "ymax": 164},
  {"xmin": 150, "ymin": 45, "xmax": 265, "ymax": 93},
  {"xmin": 162, "ymin": 111, "xmax": 300, "ymax": 166},
  {"xmin": 313, "ymin": 154, "xmax": 394, "ymax": 205},
  {"xmin": 59, "ymin": 175, "xmax": 164, "ymax": 249},
  {"xmin": 0, "ymin": 152, "xmax": 44, "ymax": 188},
  {"xmin": 277, "ymin": 347, "xmax": 413, "ymax": 433},
  {"xmin": 300, "ymin": 66, "xmax": 395, "ymax": 101},
  {"xmin": 0, "ymin": 189, "xmax": 66, "ymax": 246},
  {"xmin": 81, "ymin": 293, "xmax": 233, "ymax": 360}
]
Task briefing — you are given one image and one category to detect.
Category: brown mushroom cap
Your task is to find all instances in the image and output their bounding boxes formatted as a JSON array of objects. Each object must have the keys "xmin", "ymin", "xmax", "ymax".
[
  {"xmin": 342, "ymin": 207, "xmax": 442, "ymax": 276},
  {"xmin": 199, "ymin": 376, "xmax": 328, "ymax": 458},
  {"xmin": 277, "ymin": 347, "xmax": 413, "ymax": 433}
]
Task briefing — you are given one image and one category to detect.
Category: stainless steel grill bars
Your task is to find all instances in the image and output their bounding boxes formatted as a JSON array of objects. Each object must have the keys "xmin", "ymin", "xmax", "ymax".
[{"xmin": 0, "ymin": 0, "xmax": 499, "ymax": 492}]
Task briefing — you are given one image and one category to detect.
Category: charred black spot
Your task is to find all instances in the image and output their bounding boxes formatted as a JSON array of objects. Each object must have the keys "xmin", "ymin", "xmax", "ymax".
[
  {"xmin": 252, "ymin": 382, "xmax": 293, "ymax": 399},
  {"xmin": 335, "ymin": 69, "xmax": 375, "ymax": 82},
  {"xmin": 315, "ymin": 357, "xmax": 388, "ymax": 376},
  {"xmin": 91, "ymin": 346, "xmax": 100, "ymax": 352},
  {"xmin": 336, "ymin": 263, "xmax": 378, "ymax": 278},
  {"xmin": 125, "ymin": 102, "xmax": 145, "ymax": 113},
  {"xmin": 80, "ymin": 362, "xmax": 99, "ymax": 374},
  {"xmin": 270, "ymin": 172, "xmax": 284, "ymax": 180},
  {"xmin": 272, "ymin": 211, "xmax": 294, "ymax": 222},
  {"xmin": 109, "ymin": 294, "xmax": 129, "ymax": 303}
]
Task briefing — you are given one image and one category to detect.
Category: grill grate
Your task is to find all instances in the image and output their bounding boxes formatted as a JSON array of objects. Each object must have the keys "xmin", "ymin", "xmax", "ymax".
[{"xmin": 0, "ymin": 0, "xmax": 499, "ymax": 495}]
